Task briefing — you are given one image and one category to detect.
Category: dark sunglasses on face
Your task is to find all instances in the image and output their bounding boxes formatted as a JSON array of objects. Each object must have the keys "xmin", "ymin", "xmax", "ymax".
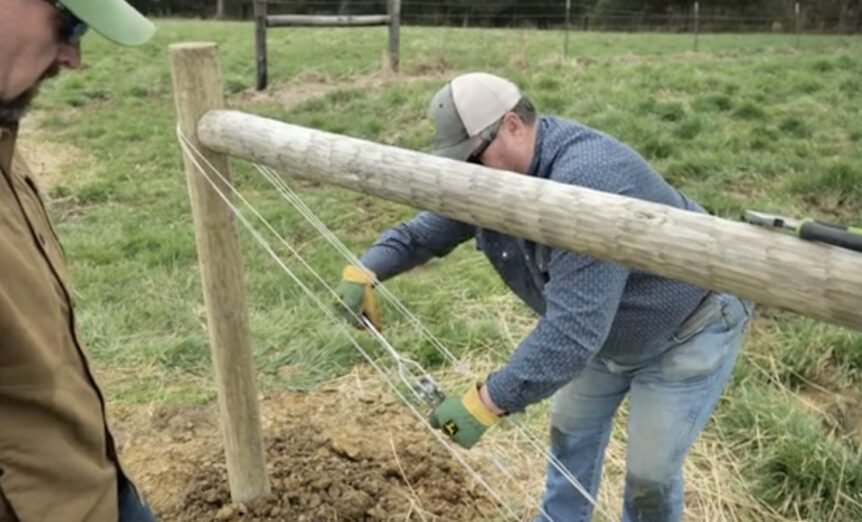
[
  {"xmin": 467, "ymin": 119, "xmax": 502, "ymax": 165},
  {"xmin": 50, "ymin": 0, "xmax": 88, "ymax": 45}
]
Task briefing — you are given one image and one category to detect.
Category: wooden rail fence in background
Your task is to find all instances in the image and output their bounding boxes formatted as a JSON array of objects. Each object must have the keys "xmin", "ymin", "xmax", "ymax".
[{"xmin": 254, "ymin": 0, "xmax": 401, "ymax": 90}]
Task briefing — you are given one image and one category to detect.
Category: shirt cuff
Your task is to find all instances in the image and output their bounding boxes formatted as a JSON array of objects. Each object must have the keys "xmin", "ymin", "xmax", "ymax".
[
  {"xmin": 358, "ymin": 246, "xmax": 398, "ymax": 282},
  {"xmin": 485, "ymin": 368, "xmax": 529, "ymax": 414}
]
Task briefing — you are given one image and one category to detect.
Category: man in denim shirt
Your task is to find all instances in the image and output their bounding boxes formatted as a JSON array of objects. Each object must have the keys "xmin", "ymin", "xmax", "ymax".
[{"xmin": 334, "ymin": 73, "xmax": 752, "ymax": 522}]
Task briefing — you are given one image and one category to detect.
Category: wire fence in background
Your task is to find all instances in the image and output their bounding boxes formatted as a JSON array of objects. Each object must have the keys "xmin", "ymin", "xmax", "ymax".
[
  {"xmin": 253, "ymin": 0, "xmax": 862, "ymax": 34},
  {"xmin": 137, "ymin": 0, "xmax": 862, "ymax": 36},
  {"xmin": 245, "ymin": 0, "xmax": 861, "ymax": 60}
]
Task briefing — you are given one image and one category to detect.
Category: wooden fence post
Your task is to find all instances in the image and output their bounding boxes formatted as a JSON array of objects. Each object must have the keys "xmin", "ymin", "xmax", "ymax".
[
  {"xmin": 169, "ymin": 43, "xmax": 270, "ymax": 504},
  {"xmin": 389, "ymin": 0, "xmax": 401, "ymax": 72},
  {"xmin": 693, "ymin": 1, "xmax": 700, "ymax": 51},
  {"xmin": 564, "ymin": 0, "xmax": 571, "ymax": 57},
  {"xmin": 795, "ymin": 2, "xmax": 802, "ymax": 49},
  {"xmin": 254, "ymin": 0, "xmax": 268, "ymax": 90}
]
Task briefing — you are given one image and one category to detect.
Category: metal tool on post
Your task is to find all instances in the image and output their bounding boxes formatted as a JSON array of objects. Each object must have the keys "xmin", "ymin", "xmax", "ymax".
[
  {"xmin": 744, "ymin": 210, "xmax": 862, "ymax": 253},
  {"xmin": 359, "ymin": 316, "xmax": 447, "ymax": 409}
]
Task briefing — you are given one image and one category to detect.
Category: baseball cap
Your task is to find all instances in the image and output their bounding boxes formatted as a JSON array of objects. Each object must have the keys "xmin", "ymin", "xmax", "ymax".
[
  {"xmin": 428, "ymin": 72, "xmax": 522, "ymax": 161},
  {"xmin": 60, "ymin": 0, "xmax": 155, "ymax": 46}
]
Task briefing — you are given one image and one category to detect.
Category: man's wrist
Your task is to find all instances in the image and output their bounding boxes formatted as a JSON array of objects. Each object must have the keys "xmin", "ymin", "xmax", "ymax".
[{"xmin": 479, "ymin": 383, "xmax": 506, "ymax": 416}]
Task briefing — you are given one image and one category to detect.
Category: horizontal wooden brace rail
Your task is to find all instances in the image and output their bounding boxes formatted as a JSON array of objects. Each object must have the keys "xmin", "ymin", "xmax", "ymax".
[
  {"xmin": 197, "ymin": 109, "xmax": 862, "ymax": 333},
  {"xmin": 266, "ymin": 14, "xmax": 392, "ymax": 26}
]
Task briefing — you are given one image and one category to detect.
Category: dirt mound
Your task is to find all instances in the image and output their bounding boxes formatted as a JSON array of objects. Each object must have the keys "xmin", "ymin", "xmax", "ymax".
[
  {"xmin": 163, "ymin": 424, "xmax": 491, "ymax": 521},
  {"xmin": 112, "ymin": 374, "xmax": 499, "ymax": 521}
]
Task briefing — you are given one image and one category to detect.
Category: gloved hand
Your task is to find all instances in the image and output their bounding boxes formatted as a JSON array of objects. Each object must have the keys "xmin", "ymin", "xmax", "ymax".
[
  {"xmin": 430, "ymin": 383, "xmax": 501, "ymax": 449},
  {"xmin": 333, "ymin": 265, "xmax": 383, "ymax": 330}
]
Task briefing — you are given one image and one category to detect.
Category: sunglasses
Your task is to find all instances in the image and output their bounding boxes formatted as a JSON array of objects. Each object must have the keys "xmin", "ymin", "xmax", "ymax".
[
  {"xmin": 467, "ymin": 119, "xmax": 502, "ymax": 165},
  {"xmin": 50, "ymin": 0, "xmax": 89, "ymax": 45}
]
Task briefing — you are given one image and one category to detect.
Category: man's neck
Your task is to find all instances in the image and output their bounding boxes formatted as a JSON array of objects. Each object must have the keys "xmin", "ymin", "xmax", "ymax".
[
  {"xmin": 520, "ymin": 121, "xmax": 540, "ymax": 175},
  {"xmin": 0, "ymin": 121, "xmax": 18, "ymax": 174}
]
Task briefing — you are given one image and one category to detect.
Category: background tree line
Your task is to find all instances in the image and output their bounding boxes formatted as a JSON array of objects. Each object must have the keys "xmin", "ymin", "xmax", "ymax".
[{"xmin": 130, "ymin": 0, "xmax": 862, "ymax": 32}]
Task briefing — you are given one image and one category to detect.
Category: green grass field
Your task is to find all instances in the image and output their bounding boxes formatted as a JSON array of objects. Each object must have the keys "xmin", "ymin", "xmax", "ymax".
[{"xmin": 23, "ymin": 20, "xmax": 862, "ymax": 520}]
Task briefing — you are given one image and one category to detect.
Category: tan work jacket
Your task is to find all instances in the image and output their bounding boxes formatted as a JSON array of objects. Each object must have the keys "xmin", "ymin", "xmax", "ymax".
[{"xmin": 0, "ymin": 123, "xmax": 120, "ymax": 522}]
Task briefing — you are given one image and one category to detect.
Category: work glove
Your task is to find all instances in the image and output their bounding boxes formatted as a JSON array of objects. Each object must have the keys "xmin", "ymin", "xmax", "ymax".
[
  {"xmin": 430, "ymin": 383, "xmax": 501, "ymax": 449},
  {"xmin": 334, "ymin": 265, "xmax": 383, "ymax": 330}
]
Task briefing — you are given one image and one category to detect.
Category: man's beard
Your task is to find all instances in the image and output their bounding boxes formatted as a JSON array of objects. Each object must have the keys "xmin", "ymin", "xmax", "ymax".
[{"xmin": 0, "ymin": 64, "xmax": 61, "ymax": 125}]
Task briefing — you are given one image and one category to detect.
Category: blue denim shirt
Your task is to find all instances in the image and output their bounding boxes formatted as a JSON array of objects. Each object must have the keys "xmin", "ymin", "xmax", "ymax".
[{"xmin": 360, "ymin": 116, "xmax": 711, "ymax": 412}]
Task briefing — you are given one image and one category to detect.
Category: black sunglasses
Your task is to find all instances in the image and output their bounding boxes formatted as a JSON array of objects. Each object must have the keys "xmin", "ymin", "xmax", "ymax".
[
  {"xmin": 50, "ymin": 1, "xmax": 89, "ymax": 45},
  {"xmin": 467, "ymin": 119, "xmax": 502, "ymax": 165}
]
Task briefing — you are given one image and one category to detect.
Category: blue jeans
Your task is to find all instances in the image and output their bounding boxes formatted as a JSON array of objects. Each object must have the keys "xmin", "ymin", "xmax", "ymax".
[
  {"xmin": 118, "ymin": 475, "xmax": 157, "ymax": 522},
  {"xmin": 537, "ymin": 293, "xmax": 751, "ymax": 522}
]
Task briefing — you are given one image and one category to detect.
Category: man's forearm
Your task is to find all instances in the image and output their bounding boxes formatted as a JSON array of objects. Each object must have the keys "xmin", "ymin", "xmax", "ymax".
[
  {"xmin": 358, "ymin": 230, "xmax": 436, "ymax": 281},
  {"xmin": 357, "ymin": 212, "xmax": 474, "ymax": 281},
  {"xmin": 485, "ymin": 327, "xmax": 593, "ymax": 413}
]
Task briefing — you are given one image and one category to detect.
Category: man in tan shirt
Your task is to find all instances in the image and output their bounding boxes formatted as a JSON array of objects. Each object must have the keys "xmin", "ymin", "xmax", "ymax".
[{"xmin": 1, "ymin": 1, "xmax": 156, "ymax": 520}]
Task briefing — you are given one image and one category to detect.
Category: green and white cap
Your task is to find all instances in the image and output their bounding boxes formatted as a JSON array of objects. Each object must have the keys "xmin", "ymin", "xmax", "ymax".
[
  {"xmin": 428, "ymin": 72, "xmax": 522, "ymax": 160},
  {"xmin": 62, "ymin": 0, "xmax": 155, "ymax": 46}
]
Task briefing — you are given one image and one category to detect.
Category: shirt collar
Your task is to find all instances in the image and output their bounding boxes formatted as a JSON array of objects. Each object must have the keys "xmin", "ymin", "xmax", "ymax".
[{"xmin": 0, "ymin": 123, "xmax": 18, "ymax": 174}]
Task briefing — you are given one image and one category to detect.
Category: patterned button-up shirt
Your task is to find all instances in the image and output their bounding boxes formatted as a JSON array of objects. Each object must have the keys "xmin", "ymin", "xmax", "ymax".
[{"xmin": 360, "ymin": 116, "xmax": 711, "ymax": 412}]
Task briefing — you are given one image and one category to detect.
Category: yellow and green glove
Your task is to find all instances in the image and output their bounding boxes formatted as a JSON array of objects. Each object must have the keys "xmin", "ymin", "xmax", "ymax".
[
  {"xmin": 430, "ymin": 384, "xmax": 501, "ymax": 449},
  {"xmin": 334, "ymin": 265, "xmax": 383, "ymax": 330}
]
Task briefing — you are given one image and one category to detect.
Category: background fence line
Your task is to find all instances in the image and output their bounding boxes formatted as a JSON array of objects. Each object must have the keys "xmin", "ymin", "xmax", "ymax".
[{"xmin": 133, "ymin": 0, "xmax": 862, "ymax": 34}]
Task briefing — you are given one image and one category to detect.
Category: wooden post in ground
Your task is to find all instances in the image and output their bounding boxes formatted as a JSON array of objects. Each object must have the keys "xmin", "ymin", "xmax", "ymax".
[
  {"xmin": 169, "ymin": 43, "xmax": 270, "ymax": 504},
  {"xmin": 564, "ymin": 0, "xmax": 571, "ymax": 57},
  {"xmin": 693, "ymin": 1, "xmax": 700, "ymax": 52},
  {"xmin": 388, "ymin": 0, "xmax": 401, "ymax": 72},
  {"xmin": 254, "ymin": 0, "xmax": 268, "ymax": 90},
  {"xmin": 795, "ymin": 2, "xmax": 801, "ymax": 49}
]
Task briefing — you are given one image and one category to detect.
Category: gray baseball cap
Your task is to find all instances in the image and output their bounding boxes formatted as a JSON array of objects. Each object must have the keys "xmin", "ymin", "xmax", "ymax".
[
  {"xmin": 428, "ymin": 73, "xmax": 522, "ymax": 160},
  {"xmin": 61, "ymin": 0, "xmax": 155, "ymax": 46}
]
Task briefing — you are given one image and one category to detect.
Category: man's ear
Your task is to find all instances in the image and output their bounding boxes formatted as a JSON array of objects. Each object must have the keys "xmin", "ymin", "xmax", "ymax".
[{"xmin": 502, "ymin": 112, "xmax": 523, "ymax": 135}]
